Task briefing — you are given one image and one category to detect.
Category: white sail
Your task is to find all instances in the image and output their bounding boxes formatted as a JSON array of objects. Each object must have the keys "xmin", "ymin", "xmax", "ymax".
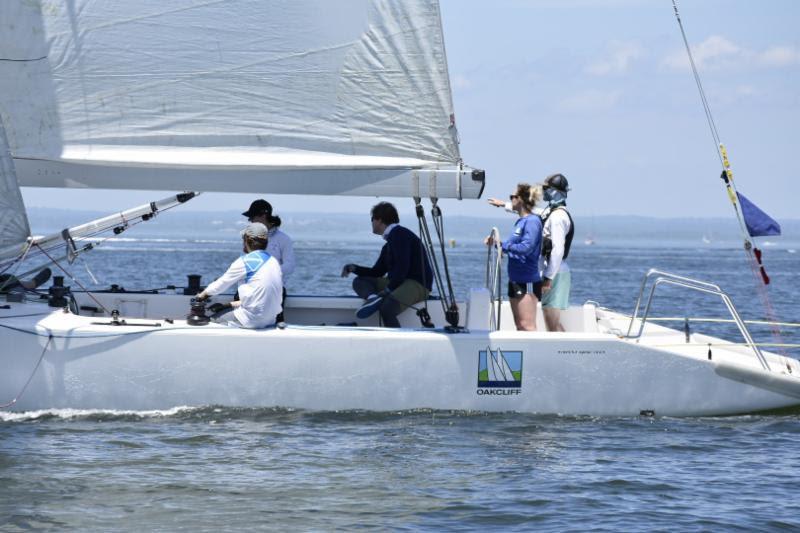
[
  {"xmin": 0, "ymin": 0, "xmax": 483, "ymax": 199},
  {"xmin": 0, "ymin": 118, "xmax": 30, "ymax": 262}
]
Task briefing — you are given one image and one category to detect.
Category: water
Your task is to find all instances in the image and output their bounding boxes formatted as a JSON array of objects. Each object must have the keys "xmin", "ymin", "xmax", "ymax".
[{"xmin": 2, "ymin": 219, "xmax": 800, "ymax": 530}]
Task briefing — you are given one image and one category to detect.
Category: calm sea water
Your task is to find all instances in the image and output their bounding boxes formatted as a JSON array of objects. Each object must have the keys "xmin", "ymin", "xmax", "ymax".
[{"xmin": 2, "ymin": 224, "xmax": 800, "ymax": 530}]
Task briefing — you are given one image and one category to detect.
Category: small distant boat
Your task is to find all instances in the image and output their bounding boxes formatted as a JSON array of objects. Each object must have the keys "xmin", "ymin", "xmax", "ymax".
[
  {"xmin": 584, "ymin": 235, "xmax": 596, "ymax": 246},
  {"xmin": 702, "ymin": 234, "xmax": 712, "ymax": 244}
]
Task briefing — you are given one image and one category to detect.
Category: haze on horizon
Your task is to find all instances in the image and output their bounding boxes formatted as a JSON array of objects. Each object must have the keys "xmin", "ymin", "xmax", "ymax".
[{"xmin": 21, "ymin": 0, "xmax": 799, "ymax": 222}]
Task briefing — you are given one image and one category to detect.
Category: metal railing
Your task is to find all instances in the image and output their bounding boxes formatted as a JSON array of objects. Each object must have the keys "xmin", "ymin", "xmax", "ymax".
[
  {"xmin": 485, "ymin": 227, "xmax": 503, "ymax": 331},
  {"xmin": 625, "ymin": 269, "xmax": 770, "ymax": 371}
]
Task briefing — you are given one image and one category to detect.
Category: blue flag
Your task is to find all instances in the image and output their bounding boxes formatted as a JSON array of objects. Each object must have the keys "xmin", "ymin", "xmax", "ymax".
[{"xmin": 737, "ymin": 192, "xmax": 781, "ymax": 237}]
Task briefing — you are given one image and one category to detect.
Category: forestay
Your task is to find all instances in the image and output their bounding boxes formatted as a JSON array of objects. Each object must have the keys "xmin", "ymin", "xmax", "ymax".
[{"xmin": 0, "ymin": 0, "xmax": 483, "ymax": 199}]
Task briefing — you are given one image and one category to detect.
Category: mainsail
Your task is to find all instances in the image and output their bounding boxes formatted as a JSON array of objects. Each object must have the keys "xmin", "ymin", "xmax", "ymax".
[
  {"xmin": 0, "ymin": 119, "xmax": 30, "ymax": 262},
  {"xmin": 0, "ymin": 0, "xmax": 483, "ymax": 199}
]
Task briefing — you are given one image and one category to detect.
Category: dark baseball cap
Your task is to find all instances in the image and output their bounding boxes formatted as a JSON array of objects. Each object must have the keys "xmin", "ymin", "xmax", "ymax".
[
  {"xmin": 242, "ymin": 199, "xmax": 272, "ymax": 218},
  {"xmin": 543, "ymin": 173, "xmax": 569, "ymax": 192}
]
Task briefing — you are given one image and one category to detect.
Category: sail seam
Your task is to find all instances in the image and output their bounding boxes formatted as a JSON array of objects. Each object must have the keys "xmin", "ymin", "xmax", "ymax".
[{"xmin": 0, "ymin": 56, "xmax": 47, "ymax": 62}]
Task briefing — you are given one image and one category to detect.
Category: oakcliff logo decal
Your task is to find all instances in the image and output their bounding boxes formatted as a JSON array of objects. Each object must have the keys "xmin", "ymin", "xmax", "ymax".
[{"xmin": 477, "ymin": 348, "xmax": 522, "ymax": 395}]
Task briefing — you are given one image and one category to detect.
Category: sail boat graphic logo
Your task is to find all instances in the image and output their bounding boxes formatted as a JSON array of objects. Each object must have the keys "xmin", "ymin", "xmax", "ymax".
[{"xmin": 478, "ymin": 348, "xmax": 523, "ymax": 388}]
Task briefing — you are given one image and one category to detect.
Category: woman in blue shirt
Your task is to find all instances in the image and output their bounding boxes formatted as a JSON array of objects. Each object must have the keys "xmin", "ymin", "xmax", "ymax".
[{"xmin": 486, "ymin": 183, "xmax": 543, "ymax": 331}]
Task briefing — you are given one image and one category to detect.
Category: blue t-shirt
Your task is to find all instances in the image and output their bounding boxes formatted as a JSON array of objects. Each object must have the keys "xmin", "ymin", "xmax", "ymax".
[{"xmin": 502, "ymin": 215, "xmax": 543, "ymax": 283}]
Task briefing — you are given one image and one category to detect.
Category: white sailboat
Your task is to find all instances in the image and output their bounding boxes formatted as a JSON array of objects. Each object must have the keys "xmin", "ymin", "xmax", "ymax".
[{"xmin": 1, "ymin": 0, "xmax": 799, "ymax": 416}]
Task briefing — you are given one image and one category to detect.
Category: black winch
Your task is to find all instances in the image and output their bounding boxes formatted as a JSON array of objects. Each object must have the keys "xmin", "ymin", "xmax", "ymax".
[{"xmin": 187, "ymin": 297, "xmax": 210, "ymax": 326}]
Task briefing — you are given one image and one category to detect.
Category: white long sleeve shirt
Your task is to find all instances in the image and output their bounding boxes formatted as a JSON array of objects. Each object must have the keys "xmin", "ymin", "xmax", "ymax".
[
  {"xmin": 503, "ymin": 201, "xmax": 546, "ymax": 217},
  {"xmin": 540, "ymin": 208, "xmax": 571, "ymax": 279},
  {"xmin": 267, "ymin": 228, "xmax": 295, "ymax": 281},
  {"xmin": 204, "ymin": 251, "xmax": 283, "ymax": 328}
]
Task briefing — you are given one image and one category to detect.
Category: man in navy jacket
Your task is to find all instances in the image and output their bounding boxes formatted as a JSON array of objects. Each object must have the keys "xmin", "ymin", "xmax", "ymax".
[{"xmin": 341, "ymin": 202, "xmax": 432, "ymax": 327}]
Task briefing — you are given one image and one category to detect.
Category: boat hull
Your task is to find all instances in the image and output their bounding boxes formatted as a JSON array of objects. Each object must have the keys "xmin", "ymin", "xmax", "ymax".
[{"xmin": 3, "ymin": 305, "xmax": 799, "ymax": 416}]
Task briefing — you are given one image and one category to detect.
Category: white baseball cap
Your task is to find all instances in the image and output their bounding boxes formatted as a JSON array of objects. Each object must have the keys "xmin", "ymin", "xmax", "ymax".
[{"xmin": 241, "ymin": 222, "xmax": 268, "ymax": 239}]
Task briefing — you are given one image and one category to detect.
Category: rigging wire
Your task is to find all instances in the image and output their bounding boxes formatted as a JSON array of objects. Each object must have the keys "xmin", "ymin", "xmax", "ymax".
[
  {"xmin": 413, "ymin": 197, "xmax": 460, "ymax": 329},
  {"xmin": 621, "ymin": 316, "xmax": 800, "ymax": 329},
  {"xmin": 670, "ymin": 0, "xmax": 787, "ymax": 358},
  {"xmin": 2, "ymin": 195, "xmax": 187, "ymax": 276},
  {"xmin": 430, "ymin": 199, "xmax": 460, "ymax": 327},
  {"xmin": 642, "ymin": 342, "xmax": 800, "ymax": 350},
  {"xmin": 35, "ymin": 244, "xmax": 112, "ymax": 316},
  {"xmin": 414, "ymin": 197, "xmax": 448, "ymax": 321},
  {"xmin": 1, "ymin": 196, "xmax": 192, "ymax": 301},
  {"xmin": 670, "ymin": 1, "xmax": 750, "ymax": 246}
]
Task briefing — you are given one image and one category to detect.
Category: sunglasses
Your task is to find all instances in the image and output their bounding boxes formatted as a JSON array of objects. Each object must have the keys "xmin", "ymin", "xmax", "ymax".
[{"xmin": 509, "ymin": 194, "xmax": 519, "ymax": 200}]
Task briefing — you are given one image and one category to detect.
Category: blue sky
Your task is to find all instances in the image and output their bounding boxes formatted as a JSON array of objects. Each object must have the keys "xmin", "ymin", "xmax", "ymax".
[{"xmin": 21, "ymin": 0, "xmax": 799, "ymax": 220}]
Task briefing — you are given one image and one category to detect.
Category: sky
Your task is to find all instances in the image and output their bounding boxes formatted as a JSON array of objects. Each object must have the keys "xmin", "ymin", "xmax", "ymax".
[{"xmin": 20, "ymin": 0, "xmax": 800, "ymax": 220}]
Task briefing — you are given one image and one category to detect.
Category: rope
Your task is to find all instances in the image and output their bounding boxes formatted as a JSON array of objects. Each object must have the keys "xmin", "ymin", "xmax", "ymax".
[
  {"xmin": 414, "ymin": 198, "xmax": 437, "ymax": 327},
  {"xmin": 414, "ymin": 198, "xmax": 450, "ymax": 322},
  {"xmin": 0, "ymin": 335, "xmax": 52, "ymax": 409},
  {"xmin": 430, "ymin": 199, "xmax": 460, "ymax": 327}
]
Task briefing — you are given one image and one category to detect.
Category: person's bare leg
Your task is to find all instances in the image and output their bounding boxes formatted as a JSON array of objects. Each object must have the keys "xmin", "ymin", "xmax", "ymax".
[
  {"xmin": 510, "ymin": 294, "xmax": 538, "ymax": 331},
  {"xmin": 543, "ymin": 307, "xmax": 565, "ymax": 332}
]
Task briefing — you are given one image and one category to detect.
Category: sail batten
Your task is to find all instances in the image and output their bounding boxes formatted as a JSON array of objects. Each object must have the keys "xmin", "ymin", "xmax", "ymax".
[{"xmin": 0, "ymin": 0, "xmax": 478, "ymax": 198}]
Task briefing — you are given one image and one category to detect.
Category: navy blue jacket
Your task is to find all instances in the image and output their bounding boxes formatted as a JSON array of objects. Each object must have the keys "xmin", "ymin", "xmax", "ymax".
[
  {"xmin": 502, "ymin": 215, "xmax": 543, "ymax": 283},
  {"xmin": 353, "ymin": 225, "xmax": 433, "ymax": 291}
]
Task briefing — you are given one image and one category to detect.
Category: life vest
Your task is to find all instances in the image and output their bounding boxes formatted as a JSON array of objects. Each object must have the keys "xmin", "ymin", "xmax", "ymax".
[
  {"xmin": 242, "ymin": 250, "xmax": 272, "ymax": 282},
  {"xmin": 541, "ymin": 206, "xmax": 574, "ymax": 261}
]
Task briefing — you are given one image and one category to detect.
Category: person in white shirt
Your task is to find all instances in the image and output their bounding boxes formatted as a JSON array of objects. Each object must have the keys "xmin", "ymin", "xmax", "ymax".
[
  {"xmin": 241, "ymin": 199, "xmax": 295, "ymax": 322},
  {"xmin": 539, "ymin": 173, "xmax": 574, "ymax": 332},
  {"xmin": 489, "ymin": 173, "xmax": 574, "ymax": 332},
  {"xmin": 196, "ymin": 222, "xmax": 283, "ymax": 329}
]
